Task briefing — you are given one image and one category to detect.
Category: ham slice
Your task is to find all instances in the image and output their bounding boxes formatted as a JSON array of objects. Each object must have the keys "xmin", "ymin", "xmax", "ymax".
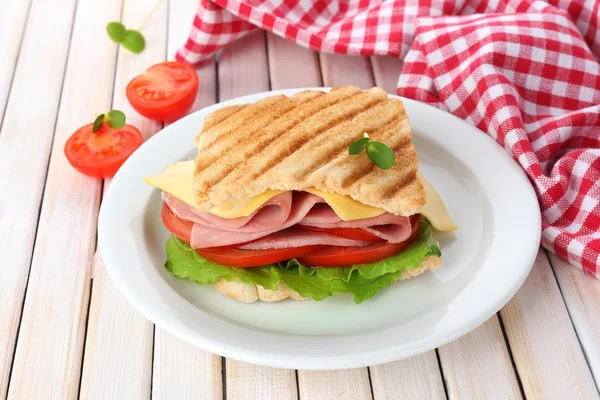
[
  {"xmin": 298, "ymin": 206, "xmax": 411, "ymax": 243},
  {"xmin": 163, "ymin": 192, "xmax": 293, "ymax": 231},
  {"xmin": 190, "ymin": 192, "xmax": 323, "ymax": 248},
  {"xmin": 238, "ymin": 228, "xmax": 369, "ymax": 250},
  {"xmin": 163, "ymin": 191, "xmax": 412, "ymax": 248}
]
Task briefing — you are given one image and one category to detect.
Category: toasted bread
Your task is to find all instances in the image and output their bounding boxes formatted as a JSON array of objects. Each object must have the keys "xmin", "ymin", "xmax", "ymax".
[
  {"xmin": 213, "ymin": 255, "xmax": 442, "ymax": 303},
  {"xmin": 193, "ymin": 86, "xmax": 425, "ymax": 216}
]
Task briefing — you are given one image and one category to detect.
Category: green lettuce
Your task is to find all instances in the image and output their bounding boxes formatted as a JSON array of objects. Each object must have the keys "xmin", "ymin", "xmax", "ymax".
[{"xmin": 165, "ymin": 220, "xmax": 441, "ymax": 303}]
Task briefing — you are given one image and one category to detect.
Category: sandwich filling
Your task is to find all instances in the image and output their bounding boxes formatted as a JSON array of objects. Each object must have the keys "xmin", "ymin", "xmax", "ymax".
[
  {"xmin": 146, "ymin": 161, "xmax": 454, "ymax": 302},
  {"xmin": 145, "ymin": 87, "xmax": 457, "ymax": 303},
  {"xmin": 147, "ymin": 160, "xmax": 455, "ymax": 268},
  {"xmin": 163, "ymin": 191, "xmax": 411, "ymax": 249}
]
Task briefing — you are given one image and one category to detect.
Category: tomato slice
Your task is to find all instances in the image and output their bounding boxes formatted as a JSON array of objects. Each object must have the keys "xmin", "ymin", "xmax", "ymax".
[
  {"xmin": 297, "ymin": 215, "xmax": 421, "ymax": 267},
  {"xmin": 126, "ymin": 61, "xmax": 199, "ymax": 123},
  {"xmin": 161, "ymin": 203, "xmax": 193, "ymax": 243},
  {"xmin": 296, "ymin": 225, "xmax": 383, "ymax": 242},
  {"xmin": 64, "ymin": 122, "xmax": 143, "ymax": 178},
  {"xmin": 196, "ymin": 246, "xmax": 324, "ymax": 268}
]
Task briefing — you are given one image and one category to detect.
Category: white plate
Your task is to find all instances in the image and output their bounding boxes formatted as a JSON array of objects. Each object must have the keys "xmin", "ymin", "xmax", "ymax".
[{"xmin": 99, "ymin": 88, "xmax": 541, "ymax": 370}]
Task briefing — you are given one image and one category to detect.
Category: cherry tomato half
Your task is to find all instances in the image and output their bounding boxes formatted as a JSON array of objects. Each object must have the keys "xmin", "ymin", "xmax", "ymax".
[
  {"xmin": 126, "ymin": 61, "xmax": 199, "ymax": 123},
  {"xmin": 64, "ymin": 122, "xmax": 143, "ymax": 178}
]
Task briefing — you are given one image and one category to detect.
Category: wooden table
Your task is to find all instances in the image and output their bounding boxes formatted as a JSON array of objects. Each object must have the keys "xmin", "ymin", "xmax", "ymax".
[{"xmin": 2, "ymin": 0, "xmax": 600, "ymax": 398}]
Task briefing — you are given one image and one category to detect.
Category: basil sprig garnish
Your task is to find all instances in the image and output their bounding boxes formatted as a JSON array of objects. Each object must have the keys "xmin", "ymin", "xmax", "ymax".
[{"xmin": 348, "ymin": 133, "xmax": 395, "ymax": 169}]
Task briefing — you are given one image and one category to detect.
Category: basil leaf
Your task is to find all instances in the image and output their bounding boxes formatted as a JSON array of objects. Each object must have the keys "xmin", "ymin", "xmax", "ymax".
[
  {"xmin": 348, "ymin": 137, "xmax": 369, "ymax": 155},
  {"xmin": 92, "ymin": 114, "xmax": 105, "ymax": 133},
  {"xmin": 121, "ymin": 30, "xmax": 146, "ymax": 54},
  {"xmin": 366, "ymin": 141, "xmax": 395, "ymax": 169},
  {"xmin": 106, "ymin": 22, "xmax": 126, "ymax": 43},
  {"xmin": 106, "ymin": 110, "xmax": 126, "ymax": 128}
]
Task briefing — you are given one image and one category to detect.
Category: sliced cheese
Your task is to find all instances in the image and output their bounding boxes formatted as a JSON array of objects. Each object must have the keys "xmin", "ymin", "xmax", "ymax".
[
  {"xmin": 418, "ymin": 173, "xmax": 457, "ymax": 231},
  {"xmin": 144, "ymin": 161, "xmax": 456, "ymax": 230},
  {"xmin": 303, "ymin": 188, "xmax": 386, "ymax": 221},
  {"xmin": 144, "ymin": 161, "xmax": 283, "ymax": 217},
  {"xmin": 144, "ymin": 161, "xmax": 197, "ymax": 206},
  {"xmin": 208, "ymin": 190, "xmax": 284, "ymax": 218}
]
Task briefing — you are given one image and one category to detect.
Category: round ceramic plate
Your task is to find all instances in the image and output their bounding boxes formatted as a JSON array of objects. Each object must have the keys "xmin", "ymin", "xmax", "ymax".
[{"xmin": 99, "ymin": 88, "xmax": 541, "ymax": 370}]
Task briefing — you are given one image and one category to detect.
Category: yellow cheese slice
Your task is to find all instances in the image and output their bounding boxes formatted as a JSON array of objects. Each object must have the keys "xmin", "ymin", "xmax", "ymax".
[
  {"xmin": 144, "ymin": 161, "xmax": 283, "ymax": 217},
  {"xmin": 144, "ymin": 161, "xmax": 197, "ymax": 207},
  {"xmin": 303, "ymin": 188, "xmax": 386, "ymax": 221},
  {"xmin": 418, "ymin": 173, "xmax": 457, "ymax": 231},
  {"xmin": 144, "ymin": 161, "xmax": 456, "ymax": 230},
  {"xmin": 208, "ymin": 190, "xmax": 285, "ymax": 218}
]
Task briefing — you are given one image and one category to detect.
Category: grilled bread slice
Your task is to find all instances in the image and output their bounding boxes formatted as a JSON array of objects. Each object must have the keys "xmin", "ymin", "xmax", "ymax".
[
  {"xmin": 193, "ymin": 86, "xmax": 426, "ymax": 216},
  {"xmin": 213, "ymin": 254, "xmax": 442, "ymax": 303}
]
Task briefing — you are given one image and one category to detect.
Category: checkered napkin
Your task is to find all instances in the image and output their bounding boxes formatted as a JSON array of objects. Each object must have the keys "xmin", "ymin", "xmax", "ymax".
[{"xmin": 176, "ymin": 0, "xmax": 600, "ymax": 277}]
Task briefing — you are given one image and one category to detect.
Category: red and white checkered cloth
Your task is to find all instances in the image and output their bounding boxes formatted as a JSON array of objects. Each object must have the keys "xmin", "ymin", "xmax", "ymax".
[{"xmin": 176, "ymin": 0, "xmax": 600, "ymax": 277}]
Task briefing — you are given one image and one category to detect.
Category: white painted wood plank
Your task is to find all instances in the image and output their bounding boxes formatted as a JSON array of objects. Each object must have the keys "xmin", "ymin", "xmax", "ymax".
[
  {"xmin": 0, "ymin": 0, "xmax": 78, "ymax": 398},
  {"xmin": 153, "ymin": 329, "xmax": 223, "ymax": 400},
  {"xmin": 226, "ymin": 363, "xmax": 298, "ymax": 400},
  {"xmin": 80, "ymin": 254, "xmax": 154, "ymax": 400},
  {"xmin": 370, "ymin": 353, "xmax": 446, "ymax": 400},
  {"xmin": 150, "ymin": 1, "xmax": 223, "ymax": 399},
  {"xmin": 367, "ymin": 55, "xmax": 445, "ymax": 400},
  {"xmin": 438, "ymin": 317, "xmax": 521, "ymax": 399},
  {"xmin": 79, "ymin": 0, "xmax": 168, "ymax": 398},
  {"xmin": 0, "ymin": 0, "xmax": 32, "ymax": 124},
  {"xmin": 320, "ymin": 52, "xmax": 374, "ymax": 89},
  {"xmin": 370, "ymin": 57, "xmax": 403, "ymax": 94},
  {"xmin": 5, "ymin": 0, "xmax": 121, "ymax": 397},
  {"xmin": 550, "ymin": 253, "xmax": 600, "ymax": 386},
  {"xmin": 297, "ymin": 369, "xmax": 372, "ymax": 400},
  {"xmin": 218, "ymin": 30, "xmax": 270, "ymax": 101},
  {"xmin": 501, "ymin": 250, "xmax": 599, "ymax": 399},
  {"xmin": 267, "ymin": 33, "xmax": 322, "ymax": 89}
]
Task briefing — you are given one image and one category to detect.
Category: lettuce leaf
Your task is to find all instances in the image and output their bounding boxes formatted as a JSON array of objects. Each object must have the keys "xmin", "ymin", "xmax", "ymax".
[{"xmin": 166, "ymin": 219, "xmax": 441, "ymax": 303}]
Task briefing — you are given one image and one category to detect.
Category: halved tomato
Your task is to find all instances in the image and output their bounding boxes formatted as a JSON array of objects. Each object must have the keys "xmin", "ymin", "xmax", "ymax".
[
  {"xmin": 161, "ymin": 203, "xmax": 193, "ymax": 243},
  {"xmin": 297, "ymin": 215, "xmax": 421, "ymax": 267},
  {"xmin": 296, "ymin": 225, "xmax": 383, "ymax": 242},
  {"xmin": 126, "ymin": 61, "xmax": 198, "ymax": 123},
  {"xmin": 196, "ymin": 246, "xmax": 324, "ymax": 268},
  {"xmin": 64, "ymin": 122, "xmax": 143, "ymax": 178}
]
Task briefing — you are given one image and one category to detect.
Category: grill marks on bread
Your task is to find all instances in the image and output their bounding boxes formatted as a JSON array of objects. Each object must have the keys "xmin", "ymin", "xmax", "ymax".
[{"xmin": 193, "ymin": 86, "xmax": 426, "ymax": 216}]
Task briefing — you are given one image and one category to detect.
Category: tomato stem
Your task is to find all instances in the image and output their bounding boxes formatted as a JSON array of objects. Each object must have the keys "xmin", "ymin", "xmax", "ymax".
[{"xmin": 137, "ymin": 0, "xmax": 165, "ymax": 31}]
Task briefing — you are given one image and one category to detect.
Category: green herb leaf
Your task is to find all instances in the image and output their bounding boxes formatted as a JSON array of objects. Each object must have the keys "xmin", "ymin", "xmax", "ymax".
[
  {"xmin": 92, "ymin": 114, "xmax": 105, "ymax": 133},
  {"xmin": 366, "ymin": 141, "xmax": 395, "ymax": 169},
  {"xmin": 106, "ymin": 22, "xmax": 126, "ymax": 43},
  {"xmin": 348, "ymin": 137, "xmax": 370, "ymax": 155},
  {"xmin": 106, "ymin": 110, "xmax": 126, "ymax": 129},
  {"xmin": 121, "ymin": 30, "xmax": 145, "ymax": 53}
]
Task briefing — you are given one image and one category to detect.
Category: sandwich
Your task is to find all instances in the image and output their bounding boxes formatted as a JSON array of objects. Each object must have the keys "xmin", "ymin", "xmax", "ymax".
[{"xmin": 145, "ymin": 86, "xmax": 456, "ymax": 304}]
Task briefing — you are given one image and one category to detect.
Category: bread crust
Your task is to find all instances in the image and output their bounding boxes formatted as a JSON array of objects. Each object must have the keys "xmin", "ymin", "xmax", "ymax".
[
  {"xmin": 193, "ymin": 86, "xmax": 426, "ymax": 216},
  {"xmin": 212, "ymin": 255, "xmax": 441, "ymax": 303}
]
